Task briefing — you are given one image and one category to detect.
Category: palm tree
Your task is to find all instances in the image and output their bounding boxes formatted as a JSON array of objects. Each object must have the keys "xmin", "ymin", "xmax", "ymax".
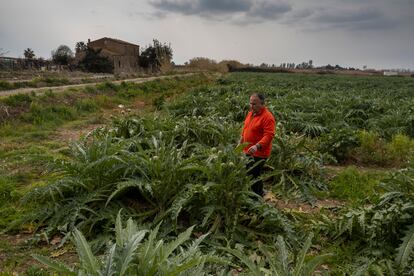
[
  {"xmin": 24, "ymin": 48, "xmax": 35, "ymax": 59},
  {"xmin": 75, "ymin": 41, "xmax": 87, "ymax": 53}
]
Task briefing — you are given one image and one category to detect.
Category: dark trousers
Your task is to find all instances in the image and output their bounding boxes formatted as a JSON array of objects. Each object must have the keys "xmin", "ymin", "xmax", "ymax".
[{"xmin": 246, "ymin": 156, "xmax": 267, "ymax": 196}]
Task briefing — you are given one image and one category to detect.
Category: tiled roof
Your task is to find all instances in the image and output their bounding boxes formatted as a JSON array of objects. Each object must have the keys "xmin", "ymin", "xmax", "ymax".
[{"xmin": 91, "ymin": 37, "xmax": 139, "ymax": 47}]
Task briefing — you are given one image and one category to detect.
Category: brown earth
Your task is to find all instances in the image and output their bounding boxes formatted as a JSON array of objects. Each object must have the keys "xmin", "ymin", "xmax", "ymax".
[
  {"xmin": 52, "ymin": 124, "xmax": 105, "ymax": 142},
  {"xmin": 0, "ymin": 233, "xmax": 78, "ymax": 274},
  {"xmin": 264, "ymin": 191, "xmax": 344, "ymax": 214}
]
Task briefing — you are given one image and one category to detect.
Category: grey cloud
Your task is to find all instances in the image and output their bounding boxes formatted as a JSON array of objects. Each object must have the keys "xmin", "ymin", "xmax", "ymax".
[
  {"xmin": 316, "ymin": 9, "xmax": 380, "ymax": 24},
  {"xmin": 148, "ymin": 0, "xmax": 402, "ymax": 29},
  {"xmin": 150, "ymin": 0, "xmax": 199, "ymax": 15},
  {"xmin": 280, "ymin": 8, "xmax": 312, "ymax": 24},
  {"xmin": 148, "ymin": 0, "xmax": 292, "ymax": 23},
  {"xmin": 248, "ymin": 1, "xmax": 292, "ymax": 20},
  {"xmin": 199, "ymin": 0, "xmax": 251, "ymax": 13},
  {"xmin": 311, "ymin": 7, "xmax": 397, "ymax": 30},
  {"xmin": 278, "ymin": 3, "xmax": 400, "ymax": 32}
]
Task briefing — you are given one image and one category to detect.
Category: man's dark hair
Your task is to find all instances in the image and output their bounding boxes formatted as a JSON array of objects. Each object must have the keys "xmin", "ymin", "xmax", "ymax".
[{"xmin": 251, "ymin": 93, "xmax": 265, "ymax": 104}]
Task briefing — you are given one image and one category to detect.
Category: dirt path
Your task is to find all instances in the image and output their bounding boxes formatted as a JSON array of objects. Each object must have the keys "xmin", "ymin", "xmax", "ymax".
[
  {"xmin": 264, "ymin": 191, "xmax": 344, "ymax": 214},
  {"xmin": 0, "ymin": 73, "xmax": 195, "ymax": 98},
  {"xmin": 5, "ymin": 74, "xmax": 114, "ymax": 83}
]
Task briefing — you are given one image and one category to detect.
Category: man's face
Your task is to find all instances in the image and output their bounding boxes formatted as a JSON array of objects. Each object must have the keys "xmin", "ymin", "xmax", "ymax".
[{"xmin": 249, "ymin": 95, "xmax": 263, "ymax": 114}]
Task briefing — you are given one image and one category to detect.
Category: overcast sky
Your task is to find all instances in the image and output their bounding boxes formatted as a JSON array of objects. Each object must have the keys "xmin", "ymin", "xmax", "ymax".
[{"xmin": 1, "ymin": 0, "xmax": 413, "ymax": 69}]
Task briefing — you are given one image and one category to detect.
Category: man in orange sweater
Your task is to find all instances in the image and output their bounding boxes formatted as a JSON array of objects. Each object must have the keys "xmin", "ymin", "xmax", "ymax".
[{"xmin": 240, "ymin": 93, "xmax": 276, "ymax": 196}]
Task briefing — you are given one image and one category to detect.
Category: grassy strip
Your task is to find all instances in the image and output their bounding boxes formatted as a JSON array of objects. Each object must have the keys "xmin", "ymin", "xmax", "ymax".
[
  {"xmin": 0, "ymin": 71, "xmax": 200, "ymax": 92},
  {"xmin": 0, "ymin": 73, "xmax": 214, "ymax": 133},
  {"xmin": 0, "ymin": 77, "xmax": 70, "ymax": 91},
  {"xmin": 0, "ymin": 75, "xmax": 118, "ymax": 91}
]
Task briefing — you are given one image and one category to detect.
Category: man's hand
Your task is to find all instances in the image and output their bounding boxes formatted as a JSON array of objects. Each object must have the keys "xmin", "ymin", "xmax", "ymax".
[{"xmin": 248, "ymin": 144, "xmax": 260, "ymax": 154}]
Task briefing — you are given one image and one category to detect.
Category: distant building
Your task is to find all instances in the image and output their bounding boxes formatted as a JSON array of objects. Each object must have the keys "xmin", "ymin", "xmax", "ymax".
[
  {"xmin": 383, "ymin": 71, "xmax": 398, "ymax": 76},
  {"xmin": 76, "ymin": 37, "xmax": 140, "ymax": 74},
  {"xmin": 0, "ymin": 56, "xmax": 51, "ymax": 71},
  {"xmin": 0, "ymin": 56, "xmax": 24, "ymax": 70}
]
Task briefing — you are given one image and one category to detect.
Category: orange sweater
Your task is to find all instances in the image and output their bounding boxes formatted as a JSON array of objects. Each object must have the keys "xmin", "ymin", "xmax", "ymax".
[{"xmin": 241, "ymin": 107, "xmax": 276, "ymax": 158}]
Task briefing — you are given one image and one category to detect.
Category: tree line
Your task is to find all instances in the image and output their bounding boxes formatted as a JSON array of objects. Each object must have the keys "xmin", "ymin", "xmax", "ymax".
[{"xmin": 2, "ymin": 39, "xmax": 172, "ymax": 73}]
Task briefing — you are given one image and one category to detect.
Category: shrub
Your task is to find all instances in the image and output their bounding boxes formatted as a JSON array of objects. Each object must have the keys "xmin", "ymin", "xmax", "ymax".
[
  {"xmin": 350, "ymin": 131, "xmax": 414, "ymax": 166},
  {"xmin": 117, "ymin": 87, "xmax": 144, "ymax": 99},
  {"xmin": 350, "ymin": 130, "xmax": 388, "ymax": 165},
  {"xmin": 386, "ymin": 134, "xmax": 414, "ymax": 165},
  {"xmin": 42, "ymin": 77, "xmax": 70, "ymax": 86},
  {"xmin": 96, "ymin": 81, "xmax": 119, "ymax": 93},
  {"xmin": 2, "ymin": 93, "xmax": 32, "ymax": 107},
  {"xmin": 329, "ymin": 166, "xmax": 381, "ymax": 204},
  {"xmin": 153, "ymin": 95, "xmax": 165, "ymax": 110},
  {"xmin": 78, "ymin": 47, "xmax": 113, "ymax": 73},
  {"xmin": 0, "ymin": 177, "xmax": 17, "ymax": 203},
  {"xmin": 319, "ymin": 128, "xmax": 360, "ymax": 163},
  {"xmin": 0, "ymin": 80, "xmax": 14, "ymax": 90},
  {"xmin": 23, "ymin": 102, "xmax": 76, "ymax": 125},
  {"xmin": 85, "ymin": 86, "xmax": 97, "ymax": 94},
  {"xmin": 186, "ymin": 57, "xmax": 228, "ymax": 73},
  {"xmin": 95, "ymin": 95, "xmax": 115, "ymax": 108},
  {"xmin": 75, "ymin": 98, "xmax": 99, "ymax": 113}
]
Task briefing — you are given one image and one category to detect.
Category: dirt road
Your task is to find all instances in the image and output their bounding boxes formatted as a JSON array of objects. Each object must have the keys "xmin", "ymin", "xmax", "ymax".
[
  {"xmin": 5, "ymin": 74, "xmax": 113, "ymax": 83},
  {"xmin": 0, "ymin": 73, "xmax": 194, "ymax": 98}
]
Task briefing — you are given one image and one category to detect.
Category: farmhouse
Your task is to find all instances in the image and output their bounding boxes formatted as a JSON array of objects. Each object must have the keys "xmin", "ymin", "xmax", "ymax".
[{"xmin": 77, "ymin": 37, "xmax": 140, "ymax": 74}]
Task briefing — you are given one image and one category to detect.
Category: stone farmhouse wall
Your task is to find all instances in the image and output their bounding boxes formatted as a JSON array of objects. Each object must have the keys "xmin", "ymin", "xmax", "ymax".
[{"xmin": 86, "ymin": 37, "xmax": 140, "ymax": 74}]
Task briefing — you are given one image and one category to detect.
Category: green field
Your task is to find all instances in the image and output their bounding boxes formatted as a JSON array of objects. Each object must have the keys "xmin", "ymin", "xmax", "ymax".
[{"xmin": 1, "ymin": 72, "xmax": 414, "ymax": 274}]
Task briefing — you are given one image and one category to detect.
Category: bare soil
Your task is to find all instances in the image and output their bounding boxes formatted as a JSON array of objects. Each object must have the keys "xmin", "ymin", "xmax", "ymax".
[
  {"xmin": 0, "ymin": 233, "xmax": 78, "ymax": 273},
  {"xmin": 264, "ymin": 191, "xmax": 344, "ymax": 214},
  {"xmin": 53, "ymin": 124, "xmax": 105, "ymax": 142}
]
